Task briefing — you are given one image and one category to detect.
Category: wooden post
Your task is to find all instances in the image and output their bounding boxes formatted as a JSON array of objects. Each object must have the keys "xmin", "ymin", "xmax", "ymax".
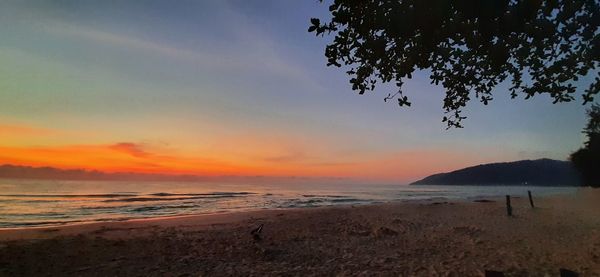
[
  {"xmin": 506, "ymin": 195, "xmax": 512, "ymax": 216},
  {"xmin": 528, "ymin": 190, "xmax": 535, "ymax": 208}
]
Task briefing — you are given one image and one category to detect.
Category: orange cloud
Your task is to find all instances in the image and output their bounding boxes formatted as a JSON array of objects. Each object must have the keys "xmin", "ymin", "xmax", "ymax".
[
  {"xmin": 0, "ymin": 143, "xmax": 256, "ymax": 176},
  {"xmin": 109, "ymin": 142, "xmax": 150, "ymax": 158}
]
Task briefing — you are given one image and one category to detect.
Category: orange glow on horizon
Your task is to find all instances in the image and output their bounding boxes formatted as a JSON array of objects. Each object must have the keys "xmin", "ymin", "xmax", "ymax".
[
  {"xmin": 0, "ymin": 122, "xmax": 502, "ymax": 182},
  {"xmin": 0, "ymin": 142, "xmax": 488, "ymax": 182},
  {"xmin": 0, "ymin": 144, "xmax": 264, "ymax": 176}
]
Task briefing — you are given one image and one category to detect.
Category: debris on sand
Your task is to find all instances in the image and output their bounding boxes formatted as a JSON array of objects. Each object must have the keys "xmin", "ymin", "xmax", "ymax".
[
  {"xmin": 372, "ymin": 226, "xmax": 398, "ymax": 237},
  {"xmin": 251, "ymin": 224, "xmax": 264, "ymax": 241}
]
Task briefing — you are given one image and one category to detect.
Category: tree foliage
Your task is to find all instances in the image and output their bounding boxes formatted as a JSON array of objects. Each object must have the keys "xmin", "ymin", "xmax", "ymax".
[
  {"xmin": 309, "ymin": 0, "xmax": 600, "ymax": 128},
  {"xmin": 570, "ymin": 104, "xmax": 600, "ymax": 187}
]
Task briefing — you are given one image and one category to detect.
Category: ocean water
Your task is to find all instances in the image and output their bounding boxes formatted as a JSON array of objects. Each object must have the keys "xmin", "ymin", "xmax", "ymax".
[{"xmin": 0, "ymin": 179, "xmax": 579, "ymax": 228}]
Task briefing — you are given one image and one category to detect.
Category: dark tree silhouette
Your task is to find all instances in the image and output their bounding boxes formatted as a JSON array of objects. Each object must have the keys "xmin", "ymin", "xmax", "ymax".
[
  {"xmin": 570, "ymin": 104, "xmax": 600, "ymax": 187},
  {"xmin": 309, "ymin": 0, "xmax": 600, "ymax": 128}
]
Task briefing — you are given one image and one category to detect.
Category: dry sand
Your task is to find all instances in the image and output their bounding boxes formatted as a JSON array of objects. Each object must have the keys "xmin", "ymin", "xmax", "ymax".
[{"xmin": 1, "ymin": 189, "xmax": 599, "ymax": 276}]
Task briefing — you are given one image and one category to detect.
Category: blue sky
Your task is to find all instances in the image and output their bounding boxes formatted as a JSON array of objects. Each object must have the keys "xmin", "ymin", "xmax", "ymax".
[{"xmin": 0, "ymin": 0, "xmax": 591, "ymax": 182}]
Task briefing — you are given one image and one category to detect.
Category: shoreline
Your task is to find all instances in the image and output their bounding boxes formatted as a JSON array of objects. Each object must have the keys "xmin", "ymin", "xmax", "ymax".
[
  {"xmin": 0, "ymin": 201, "xmax": 434, "ymax": 241},
  {"xmin": 1, "ymin": 189, "xmax": 598, "ymax": 275},
  {"xmin": 0, "ymin": 187, "xmax": 582, "ymax": 233},
  {"xmin": 0, "ymin": 195, "xmax": 521, "ymax": 236},
  {"xmin": 0, "ymin": 190, "xmax": 586, "ymax": 240}
]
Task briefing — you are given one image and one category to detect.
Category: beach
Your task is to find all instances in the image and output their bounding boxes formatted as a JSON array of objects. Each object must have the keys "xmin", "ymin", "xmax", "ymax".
[{"xmin": 1, "ymin": 189, "xmax": 599, "ymax": 276}]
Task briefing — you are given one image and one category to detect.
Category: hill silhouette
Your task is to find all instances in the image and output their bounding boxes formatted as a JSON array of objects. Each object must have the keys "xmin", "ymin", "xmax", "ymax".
[{"xmin": 411, "ymin": 159, "xmax": 582, "ymax": 186}]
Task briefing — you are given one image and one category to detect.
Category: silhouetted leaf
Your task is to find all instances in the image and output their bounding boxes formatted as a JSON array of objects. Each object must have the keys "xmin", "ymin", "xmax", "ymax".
[{"xmin": 309, "ymin": 0, "xmax": 600, "ymax": 128}]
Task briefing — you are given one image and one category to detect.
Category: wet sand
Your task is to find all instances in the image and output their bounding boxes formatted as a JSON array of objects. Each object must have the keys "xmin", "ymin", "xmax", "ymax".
[{"xmin": 1, "ymin": 189, "xmax": 599, "ymax": 276}]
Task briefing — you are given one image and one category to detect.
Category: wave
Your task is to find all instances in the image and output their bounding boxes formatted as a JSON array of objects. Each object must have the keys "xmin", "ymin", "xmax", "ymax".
[
  {"xmin": 0, "ymin": 194, "xmax": 136, "ymax": 198},
  {"xmin": 78, "ymin": 205, "xmax": 133, "ymax": 210},
  {"xmin": 104, "ymin": 193, "xmax": 252, "ymax": 203},
  {"xmin": 0, "ymin": 212, "xmax": 72, "ymax": 218},
  {"xmin": 330, "ymin": 198, "xmax": 372, "ymax": 203},
  {"xmin": 302, "ymin": 194, "xmax": 347, "ymax": 198},
  {"xmin": 276, "ymin": 196, "xmax": 375, "ymax": 208},
  {"xmin": 0, "ymin": 219, "xmax": 84, "ymax": 227},
  {"xmin": 149, "ymin": 192, "xmax": 255, "ymax": 197},
  {"xmin": 130, "ymin": 204, "xmax": 201, "ymax": 213},
  {"xmin": 13, "ymin": 199, "xmax": 62, "ymax": 203}
]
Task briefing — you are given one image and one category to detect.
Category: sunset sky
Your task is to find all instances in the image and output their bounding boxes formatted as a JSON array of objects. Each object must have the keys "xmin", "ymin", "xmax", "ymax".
[{"xmin": 0, "ymin": 0, "xmax": 592, "ymax": 183}]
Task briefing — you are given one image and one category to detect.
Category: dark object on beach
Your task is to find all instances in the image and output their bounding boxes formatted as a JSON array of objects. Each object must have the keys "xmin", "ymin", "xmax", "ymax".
[
  {"xmin": 506, "ymin": 195, "xmax": 512, "ymax": 216},
  {"xmin": 484, "ymin": 270, "xmax": 505, "ymax": 277},
  {"xmin": 528, "ymin": 190, "xmax": 535, "ymax": 208},
  {"xmin": 251, "ymin": 224, "xmax": 264, "ymax": 241},
  {"xmin": 560, "ymin": 268, "xmax": 579, "ymax": 277},
  {"xmin": 373, "ymin": 226, "xmax": 398, "ymax": 237},
  {"xmin": 473, "ymin": 199, "xmax": 495, "ymax": 203}
]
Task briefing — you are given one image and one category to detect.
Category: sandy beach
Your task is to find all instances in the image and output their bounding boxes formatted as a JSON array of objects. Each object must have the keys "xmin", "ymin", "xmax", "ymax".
[{"xmin": 1, "ymin": 189, "xmax": 599, "ymax": 276}]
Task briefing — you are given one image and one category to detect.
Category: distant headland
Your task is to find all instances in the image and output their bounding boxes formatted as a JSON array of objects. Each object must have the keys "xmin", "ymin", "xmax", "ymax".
[{"xmin": 410, "ymin": 159, "xmax": 583, "ymax": 186}]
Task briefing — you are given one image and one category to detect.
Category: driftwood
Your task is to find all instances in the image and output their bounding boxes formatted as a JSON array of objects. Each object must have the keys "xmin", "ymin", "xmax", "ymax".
[{"xmin": 251, "ymin": 224, "xmax": 264, "ymax": 241}]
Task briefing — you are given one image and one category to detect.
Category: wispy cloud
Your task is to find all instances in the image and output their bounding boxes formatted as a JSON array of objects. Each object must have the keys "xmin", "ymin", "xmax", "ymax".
[
  {"xmin": 39, "ymin": 19, "xmax": 322, "ymax": 91},
  {"xmin": 45, "ymin": 23, "xmax": 242, "ymax": 69},
  {"xmin": 0, "ymin": 123, "xmax": 53, "ymax": 136}
]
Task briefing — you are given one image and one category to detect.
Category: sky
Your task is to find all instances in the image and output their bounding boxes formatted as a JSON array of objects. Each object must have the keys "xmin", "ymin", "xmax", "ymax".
[{"xmin": 0, "ymin": 0, "xmax": 592, "ymax": 183}]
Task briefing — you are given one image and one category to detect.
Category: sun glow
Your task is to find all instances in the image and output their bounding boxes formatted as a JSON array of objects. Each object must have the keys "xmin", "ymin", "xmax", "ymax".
[{"xmin": 0, "ymin": 123, "xmax": 489, "ymax": 182}]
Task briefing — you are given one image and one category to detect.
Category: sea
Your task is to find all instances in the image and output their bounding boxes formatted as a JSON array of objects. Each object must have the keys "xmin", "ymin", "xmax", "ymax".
[{"xmin": 0, "ymin": 179, "xmax": 579, "ymax": 228}]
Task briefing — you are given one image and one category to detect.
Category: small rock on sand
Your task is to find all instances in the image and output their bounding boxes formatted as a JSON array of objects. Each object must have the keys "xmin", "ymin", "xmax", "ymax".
[{"xmin": 373, "ymin": 226, "xmax": 398, "ymax": 237}]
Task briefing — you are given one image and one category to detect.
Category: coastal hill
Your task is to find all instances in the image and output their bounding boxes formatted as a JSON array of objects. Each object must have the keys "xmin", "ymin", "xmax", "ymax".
[{"xmin": 411, "ymin": 159, "xmax": 582, "ymax": 186}]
